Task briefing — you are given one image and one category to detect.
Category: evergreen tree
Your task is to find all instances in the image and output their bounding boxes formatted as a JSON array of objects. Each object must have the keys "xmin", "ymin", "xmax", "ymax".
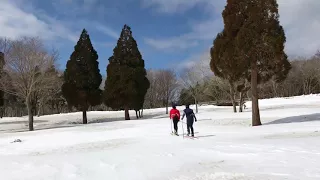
[
  {"xmin": 212, "ymin": 0, "xmax": 290, "ymax": 125},
  {"xmin": 104, "ymin": 25, "xmax": 149, "ymax": 120},
  {"xmin": 62, "ymin": 29, "xmax": 102, "ymax": 124},
  {"xmin": 132, "ymin": 68, "xmax": 150, "ymax": 118},
  {"xmin": 210, "ymin": 0, "xmax": 248, "ymax": 113},
  {"xmin": 235, "ymin": 0, "xmax": 290, "ymax": 126},
  {"xmin": 210, "ymin": 31, "xmax": 246, "ymax": 113}
]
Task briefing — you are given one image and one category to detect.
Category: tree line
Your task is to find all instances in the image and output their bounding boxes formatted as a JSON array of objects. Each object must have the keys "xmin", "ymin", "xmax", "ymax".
[
  {"xmin": 173, "ymin": 54, "xmax": 320, "ymax": 110},
  {"xmin": 0, "ymin": 25, "xmax": 150, "ymax": 131},
  {"xmin": 0, "ymin": 0, "xmax": 318, "ymax": 130},
  {"xmin": 143, "ymin": 0, "xmax": 320, "ymax": 127}
]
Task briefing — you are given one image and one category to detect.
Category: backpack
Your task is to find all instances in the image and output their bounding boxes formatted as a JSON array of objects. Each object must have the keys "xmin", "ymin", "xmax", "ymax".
[{"xmin": 172, "ymin": 114, "xmax": 179, "ymax": 121}]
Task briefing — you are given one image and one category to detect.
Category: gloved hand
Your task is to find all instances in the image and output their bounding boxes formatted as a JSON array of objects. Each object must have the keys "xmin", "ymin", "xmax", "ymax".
[{"xmin": 195, "ymin": 119, "xmax": 197, "ymax": 122}]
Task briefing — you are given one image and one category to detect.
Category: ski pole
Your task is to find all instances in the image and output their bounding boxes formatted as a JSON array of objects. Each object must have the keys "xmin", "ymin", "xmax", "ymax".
[{"xmin": 181, "ymin": 119, "xmax": 184, "ymax": 139}]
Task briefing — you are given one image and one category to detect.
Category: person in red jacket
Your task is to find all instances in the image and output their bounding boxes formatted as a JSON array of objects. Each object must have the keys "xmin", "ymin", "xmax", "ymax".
[{"xmin": 170, "ymin": 104, "xmax": 180, "ymax": 135}]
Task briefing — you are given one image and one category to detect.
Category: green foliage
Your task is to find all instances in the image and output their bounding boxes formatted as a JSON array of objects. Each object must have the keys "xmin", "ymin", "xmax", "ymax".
[
  {"xmin": 211, "ymin": 0, "xmax": 291, "ymax": 122},
  {"xmin": 104, "ymin": 25, "xmax": 149, "ymax": 115},
  {"xmin": 211, "ymin": 0, "xmax": 291, "ymax": 84},
  {"xmin": 62, "ymin": 29, "xmax": 102, "ymax": 113},
  {"xmin": 235, "ymin": 0, "xmax": 291, "ymax": 83},
  {"xmin": 210, "ymin": 0, "xmax": 247, "ymax": 83},
  {"xmin": 210, "ymin": 31, "xmax": 245, "ymax": 83}
]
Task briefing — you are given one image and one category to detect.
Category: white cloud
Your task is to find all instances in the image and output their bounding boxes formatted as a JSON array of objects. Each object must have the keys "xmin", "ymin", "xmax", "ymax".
[
  {"xmin": 95, "ymin": 24, "xmax": 119, "ymax": 40},
  {"xmin": 140, "ymin": 0, "xmax": 225, "ymax": 14},
  {"xmin": 143, "ymin": 0, "xmax": 320, "ymax": 58},
  {"xmin": 179, "ymin": 50, "xmax": 212, "ymax": 75},
  {"xmin": 278, "ymin": 0, "xmax": 320, "ymax": 57},
  {"xmin": 0, "ymin": 0, "xmax": 120, "ymax": 50},
  {"xmin": 144, "ymin": 17, "xmax": 223, "ymax": 51},
  {"xmin": 143, "ymin": 0, "xmax": 223, "ymax": 51},
  {"xmin": 52, "ymin": 1, "xmax": 120, "ymax": 40},
  {"xmin": 0, "ymin": 0, "xmax": 77, "ymax": 42},
  {"xmin": 144, "ymin": 36, "xmax": 199, "ymax": 51},
  {"xmin": 140, "ymin": 0, "xmax": 205, "ymax": 14},
  {"xmin": 54, "ymin": 0, "xmax": 100, "ymax": 15}
]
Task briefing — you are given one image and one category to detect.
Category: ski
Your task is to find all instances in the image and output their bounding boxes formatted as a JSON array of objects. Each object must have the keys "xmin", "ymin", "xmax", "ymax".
[
  {"xmin": 183, "ymin": 135, "xmax": 197, "ymax": 139},
  {"xmin": 170, "ymin": 132, "xmax": 179, "ymax": 136}
]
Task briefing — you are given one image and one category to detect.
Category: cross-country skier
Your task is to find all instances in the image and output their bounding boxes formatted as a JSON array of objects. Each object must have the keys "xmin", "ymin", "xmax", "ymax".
[
  {"xmin": 169, "ymin": 104, "xmax": 180, "ymax": 136},
  {"xmin": 181, "ymin": 104, "xmax": 197, "ymax": 137}
]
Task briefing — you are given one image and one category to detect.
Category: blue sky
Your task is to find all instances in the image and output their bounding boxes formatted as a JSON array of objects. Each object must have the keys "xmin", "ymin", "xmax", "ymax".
[{"xmin": 1, "ymin": 0, "xmax": 320, "ymax": 76}]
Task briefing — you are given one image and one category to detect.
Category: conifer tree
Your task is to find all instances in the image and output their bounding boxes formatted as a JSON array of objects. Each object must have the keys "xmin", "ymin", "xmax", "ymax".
[
  {"xmin": 210, "ymin": 0, "xmax": 247, "ymax": 113},
  {"xmin": 104, "ymin": 25, "xmax": 149, "ymax": 120},
  {"xmin": 212, "ymin": 0, "xmax": 290, "ymax": 125},
  {"xmin": 62, "ymin": 29, "xmax": 102, "ymax": 124},
  {"xmin": 235, "ymin": 0, "xmax": 290, "ymax": 126}
]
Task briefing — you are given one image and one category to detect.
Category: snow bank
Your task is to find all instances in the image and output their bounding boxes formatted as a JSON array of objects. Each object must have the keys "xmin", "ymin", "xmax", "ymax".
[{"xmin": 0, "ymin": 94, "xmax": 320, "ymax": 179}]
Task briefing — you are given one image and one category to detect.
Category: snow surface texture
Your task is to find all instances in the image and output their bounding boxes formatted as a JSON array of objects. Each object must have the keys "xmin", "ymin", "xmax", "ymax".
[{"xmin": 1, "ymin": 94, "xmax": 320, "ymax": 179}]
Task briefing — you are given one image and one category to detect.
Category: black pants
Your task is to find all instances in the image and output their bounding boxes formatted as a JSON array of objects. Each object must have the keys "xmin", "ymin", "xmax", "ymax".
[
  {"xmin": 173, "ymin": 118, "xmax": 179, "ymax": 133},
  {"xmin": 187, "ymin": 122, "xmax": 194, "ymax": 135}
]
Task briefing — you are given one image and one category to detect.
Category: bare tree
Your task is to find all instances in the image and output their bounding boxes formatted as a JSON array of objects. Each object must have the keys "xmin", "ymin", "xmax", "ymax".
[
  {"xmin": 157, "ymin": 69, "xmax": 178, "ymax": 114},
  {"xmin": 299, "ymin": 58, "xmax": 320, "ymax": 95},
  {"xmin": 315, "ymin": 49, "xmax": 320, "ymax": 58},
  {"xmin": 0, "ymin": 37, "xmax": 56, "ymax": 131},
  {"xmin": 203, "ymin": 77, "xmax": 226, "ymax": 101},
  {"xmin": 145, "ymin": 69, "xmax": 178, "ymax": 111},
  {"xmin": 179, "ymin": 54, "xmax": 212, "ymax": 113},
  {"xmin": 179, "ymin": 68, "xmax": 205, "ymax": 113},
  {"xmin": 237, "ymin": 79, "xmax": 250, "ymax": 112},
  {"xmin": 145, "ymin": 69, "xmax": 159, "ymax": 108},
  {"xmin": 37, "ymin": 64, "xmax": 62, "ymax": 117},
  {"xmin": 0, "ymin": 37, "xmax": 12, "ymax": 55}
]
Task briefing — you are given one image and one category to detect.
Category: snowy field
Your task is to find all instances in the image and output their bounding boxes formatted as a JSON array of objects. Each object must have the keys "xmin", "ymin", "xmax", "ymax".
[{"xmin": 1, "ymin": 95, "xmax": 320, "ymax": 179}]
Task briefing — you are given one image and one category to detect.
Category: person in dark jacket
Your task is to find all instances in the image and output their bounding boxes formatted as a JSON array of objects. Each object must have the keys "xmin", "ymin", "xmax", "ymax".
[{"xmin": 181, "ymin": 104, "xmax": 197, "ymax": 136}]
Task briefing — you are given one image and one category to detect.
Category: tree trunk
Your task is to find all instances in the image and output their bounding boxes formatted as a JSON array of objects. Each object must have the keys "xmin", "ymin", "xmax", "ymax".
[
  {"xmin": 125, "ymin": 107, "xmax": 130, "ymax": 120},
  {"xmin": 229, "ymin": 82, "xmax": 237, "ymax": 113},
  {"xmin": 272, "ymin": 80, "xmax": 278, "ymax": 97},
  {"xmin": 239, "ymin": 91, "xmax": 244, "ymax": 112},
  {"xmin": 166, "ymin": 96, "xmax": 169, "ymax": 114},
  {"xmin": 165, "ymin": 97, "xmax": 168, "ymax": 114},
  {"xmin": 138, "ymin": 110, "xmax": 141, "ymax": 118},
  {"xmin": 82, "ymin": 110, "xmax": 87, "ymax": 124},
  {"xmin": 136, "ymin": 110, "xmax": 139, "ymax": 119},
  {"xmin": 141, "ymin": 108, "xmax": 144, "ymax": 117},
  {"xmin": 68, "ymin": 105, "xmax": 72, "ymax": 113},
  {"xmin": 37, "ymin": 100, "xmax": 42, "ymax": 117},
  {"xmin": 194, "ymin": 97, "xmax": 198, "ymax": 113},
  {"xmin": 251, "ymin": 60, "xmax": 261, "ymax": 126},
  {"xmin": 26, "ymin": 96, "xmax": 34, "ymax": 131},
  {"xmin": 37, "ymin": 108, "xmax": 41, "ymax": 117}
]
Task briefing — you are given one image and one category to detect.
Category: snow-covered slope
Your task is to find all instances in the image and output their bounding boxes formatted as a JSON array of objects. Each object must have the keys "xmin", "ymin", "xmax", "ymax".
[{"xmin": 1, "ymin": 95, "xmax": 320, "ymax": 179}]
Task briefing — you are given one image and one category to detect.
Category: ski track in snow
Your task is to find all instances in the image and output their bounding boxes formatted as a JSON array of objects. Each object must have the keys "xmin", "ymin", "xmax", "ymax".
[{"xmin": 0, "ymin": 94, "xmax": 320, "ymax": 179}]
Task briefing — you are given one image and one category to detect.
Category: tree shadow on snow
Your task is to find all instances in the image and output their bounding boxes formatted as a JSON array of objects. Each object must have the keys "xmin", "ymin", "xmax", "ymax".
[
  {"xmin": 0, "ymin": 120, "xmax": 48, "ymax": 125},
  {"xmin": 196, "ymin": 134, "xmax": 215, "ymax": 138},
  {"xmin": 264, "ymin": 113, "xmax": 320, "ymax": 125},
  {"xmin": 89, "ymin": 112, "xmax": 166, "ymax": 124},
  {"xmin": 0, "ymin": 112, "xmax": 168, "ymax": 133}
]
